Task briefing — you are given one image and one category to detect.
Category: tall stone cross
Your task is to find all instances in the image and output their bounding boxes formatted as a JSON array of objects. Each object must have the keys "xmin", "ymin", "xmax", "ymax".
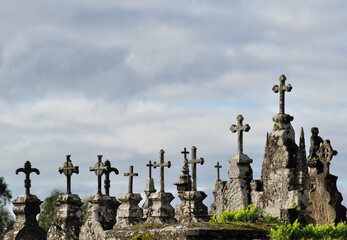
[
  {"xmin": 59, "ymin": 155, "xmax": 79, "ymax": 194},
  {"xmin": 124, "ymin": 165, "xmax": 138, "ymax": 194},
  {"xmin": 104, "ymin": 160, "xmax": 119, "ymax": 196},
  {"xmin": 153, "ymin": 150, "xmax": 171, "ymax": 193},
  {"xmin": 272, "ymin": 74, "xmax": 292, "ymax": 114},
  {"xmin": 230, "ymin": 115, "xmax": 250, "ymax": 155},
  {"xmin": 214, "ymin": 162, "xmax": 222, "ymax": 181},
  {"xmin": 90, "ymin": 155, "xmax": 107, "ymax": 195},
  {"xmin": 186, "ymin": 146, "xmax": 204, "ymax": 191},
  {"xmin": 16, "ymin": 161, "xmax": 40, "ymax": 195}
]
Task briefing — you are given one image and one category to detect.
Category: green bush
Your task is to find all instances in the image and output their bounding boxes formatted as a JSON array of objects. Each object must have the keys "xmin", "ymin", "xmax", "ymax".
[{"xmin": 209, "ymin": 204, "xmax": 262, "ymax": 223}]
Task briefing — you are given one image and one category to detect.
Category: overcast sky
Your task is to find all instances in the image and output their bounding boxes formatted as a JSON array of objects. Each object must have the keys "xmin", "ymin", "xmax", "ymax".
[{"xmin": 1, "ymin": 1, "xmax": 347, "ymax": 210}]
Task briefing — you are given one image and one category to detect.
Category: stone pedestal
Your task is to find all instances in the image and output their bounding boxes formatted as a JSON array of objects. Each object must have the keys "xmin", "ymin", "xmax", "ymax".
[
  {"xmin": 80, "ymin": 194, "xmax": 120, "ymax": 240},
  {"xmin": 175, "ymin": 191, "xmax": 209, "ymax": 223},
  {"xmin": 4, "ymin": 194, "xmax": 46, "ymax": 240},
  {"xmin": 142, "ymin": 177, "xmax": 156, "ymax": 219},
  {"xmin": 115, "ymin": 193, "xmax": 144, "ymax": 228},
  {"xmin": 47, "ymin": 193, "xmax": 83, "ymax": 240},
  {"xmin": 146, "ymin": 192, "xmax": 176, "ymax": 224}
]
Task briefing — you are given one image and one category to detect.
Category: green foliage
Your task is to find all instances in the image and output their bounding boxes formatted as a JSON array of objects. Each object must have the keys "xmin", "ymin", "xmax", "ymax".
[
  {"xmin": 38, "ymin": 189, "xmax": 63, "ymax": 232},
  {"xmin": 0, "ymin": 177, "xmax": 14, "ymax": 239},
  {"xmin": 209, "ymin": 204, "xmax": 262, "ymax": 223},
  {"xmin": 80, "ymin": 197, "xmax": 90, "ymax": 222}
]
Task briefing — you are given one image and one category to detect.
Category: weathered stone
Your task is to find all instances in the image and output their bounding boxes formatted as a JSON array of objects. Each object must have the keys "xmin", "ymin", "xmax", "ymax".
[
  {"xmin": 174, "ymin": 148, "xmax": 192, "ymax": 196},
  {"xmin": 104, "ymin": 159, "xmax": 119, "ymax": 196},
  {"xmin": 175, "ymin": 191, "xmax": 209, "ymax": 223},
  {"xmin": 186, "ymin": 146, "xmax": 204, "ymax": 191},
  {"xmin": 305, "ymin": 139, "xmax": 347, "ymax": 225},
  {"xmin": 143, "ymin": 160, "xmax": 157, "ymax": 219},
  {"xmin": 214, "ymin": 162, "xmax": 222, "ymax": 181},
  {"xmin": 90, "ymin": 155, "xmax": 108, "ymax": 195},
  {"xmin": 4, "ymin": 194, "xmax": 46, "ymax": 240},
  {"xmin": 153, "ymin": 150, "xmax": 171, "ymax": 193},
  {"xmin": 59, "ymin": 154, "xmax": 79, "ymax": 195},
  {"xmin": 146, "ymin": 192, "xmax": 176, "ymax": 224},
  {"xmin": 47, "ymin": 193, "xmax": 83, "ymax": 240},
  {"xmin": 115, "ymin": 193, "xmax": 144, "ymax": 228}
]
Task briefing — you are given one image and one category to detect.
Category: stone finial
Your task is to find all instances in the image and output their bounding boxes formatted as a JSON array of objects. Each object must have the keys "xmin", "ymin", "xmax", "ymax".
[
  {"xmin": 186, "ymin": 146, "xmax": 204, "ymax": 191},
  {"xmin": 230, "ymin": 115, "xmax": 250, "ymax": 155},
  {"xmin": 90, "ymin": 155, "xmax": 107, "ymax": 195},
  {"xmin": 104, "ymin": 160, "xmax": 119, "ymax": 196},
  {"xmin": 59, "ymin": 155, "xmax": 79, "ymax": 194},
  {"xmin": 214, "ymin": 162, "xmax": 222, "ymax": 181},
  {"xmin": 272, "ymin": 74, "xmax": 292, "ymax": 114},
  {"xmin": 308, "ymin": 127, "xmax": 324, "ymax": 160},
  {"xmin": 124, "ymin": 165, "xmax": 138, "ymax": 194},
  {"xmin": 16, "ymin": 161, "xmax": 40, "ymax": 195},
  {"xmin": 153, "ymin": 150, "xmax": 171, "ymax": 193}
]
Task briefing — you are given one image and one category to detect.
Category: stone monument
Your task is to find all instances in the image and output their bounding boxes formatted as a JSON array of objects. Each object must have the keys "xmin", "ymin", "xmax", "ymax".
[
  {"xmin": 174, "ymin": 148, "xmax": 192, "ymax": 196},
  {"xmin": 47, "ymin": 155, "xmax": 83, "ymax": 240},
  {"xmin": 115, "ymin": 165, "xmax": 144, "ymax": 228},
  {"xmin": 251, "ymin": 75, "xmax": 309, "ymax": 217},
  {"xmin": 4, "ymin": 161, "xmax": 46, "ymax": 240},
  {"xmin": 142, "ymin": 160, "xmax": 156, "ymax": 219},
  {"xmin": 146, "ymin": 150, "xmax": 176, "ymax": 224}
]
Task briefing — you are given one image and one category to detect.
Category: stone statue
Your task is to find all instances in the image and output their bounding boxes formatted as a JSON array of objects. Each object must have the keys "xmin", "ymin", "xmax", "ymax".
[{"xmin": 308, "ymin": 127, "xmax": 323, "ymax": 160}]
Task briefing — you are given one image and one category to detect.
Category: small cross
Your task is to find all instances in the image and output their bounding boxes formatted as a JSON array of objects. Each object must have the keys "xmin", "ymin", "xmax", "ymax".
[
  {"xmin": 90, "ymin": 155, "xmax": 107, "ymax": 195},
  {"xmin": 153, "ymin": 149, "xmax": 171, "ymax": 193},
  {"xmin": 59, "ymin": 155, "xmax": 79, "ymax": 194},
  {"xmin": 104, "ymin": 160, "xmax": 119, "ymax": 196},
  {"xmin": 124, "ymin": 165, "xmax": 138, "ymax": 194},
  {"xmin": 186, "ymin": 146, "xmax": 204, "ymax": 191},
  {"xmin": 272, "ymin": 74, "xmax": 292, "ymax": 114},
  {"xmin": 16, "ymin": 161, "xmax": 40, "ymax": 195},
  {"xmin": 181, "ymin": 147, "xmax": 190, "ymax": 161},
  {"xmin": 230, "ymin": 115, "xmax": 250, "ymax": 155},
  {"xmin": 214, "ymin": 162, "xmax": 222, "ymax": 181},
  {"xmin": 146, "ymin": 160, "xmax": 154, "ymax": 179}
]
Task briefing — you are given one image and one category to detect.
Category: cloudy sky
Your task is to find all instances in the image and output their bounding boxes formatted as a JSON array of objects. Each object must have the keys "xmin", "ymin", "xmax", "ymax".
[{"xmin": 1, "ymin": 0, "xmax": 347, "ymax": 210}]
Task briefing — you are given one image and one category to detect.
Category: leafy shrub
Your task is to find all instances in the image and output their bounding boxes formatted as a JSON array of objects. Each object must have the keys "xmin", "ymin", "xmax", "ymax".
[{"xmin": 209, "ymin": 204, "xmax": 262, "ymax": 223}]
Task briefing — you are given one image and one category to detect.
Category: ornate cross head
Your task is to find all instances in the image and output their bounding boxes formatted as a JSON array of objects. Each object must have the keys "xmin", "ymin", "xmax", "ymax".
[
  {"xmin": 16, "ymin": 161, "xmax": 40, "ymax": 195},
  {"xmin": 230, "ymin": 115, "xmax": 250, "ymax": 155}
]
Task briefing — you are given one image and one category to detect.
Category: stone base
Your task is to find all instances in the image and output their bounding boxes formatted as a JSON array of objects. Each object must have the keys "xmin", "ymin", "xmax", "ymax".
[
  {"xmin": 175, "ymin": 191, "xmax": 209, "ymax": 223},
  {"xmin": 4, "ymin": 194, "xmax": 46, "ymax": 240},
  {"xmin": 115, "ymin": 193, "xmax": 144, "ymax": 228},
  {"xmin": 146, "ymin": 192, "xmax": 176, "ymax": 224},
  {"xmin": 80, "ymin": 219, "xmax": 106, "ymax": 240},
  {"xmin": 47, "ymin": 193, "xmax": 83, "ymax": 240}
]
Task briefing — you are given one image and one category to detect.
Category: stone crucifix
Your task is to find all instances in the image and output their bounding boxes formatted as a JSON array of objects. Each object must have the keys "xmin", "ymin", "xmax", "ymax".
[
  {"xmin": 90, "ymin": 155, "xmax": 107, "ymax": 195},
  {"xmin": 272, "ymin": 74, "xmax": 292, "ymax": 114},
  {"xmin": 230, "ymin": 115, "xmax": 250, "ymax": 155},
  {"xmin": 146, "ymin": 160, "xmax": 154, "ymax": 179},
  {"xmin": 104, "ymin": 160, "xmax": 119, "ymax": 196},
  {"xmin": 16, "ymin": 161, "xmax": 40, "ymax": 195},
  {"xmin": 186, "ymin": 146, "xmax": 204, "ymax": 191},
  {"xmin": 153, "ymin": 149, "xmax": 171, "ymax": 193},
  {"xmin": 124, "ymin": 165, "xmax": 138, "ymax": 194},
  {"xmin": 181, "ymin": 147, "xmax": 189, "ymax": 164},
  {"xmin": 59, "ymin": 155, "xmax": 79, "ymax": 194},
  {"xmin": 214, "ymin": 162, "xmax": 222, "ymax": 181}
]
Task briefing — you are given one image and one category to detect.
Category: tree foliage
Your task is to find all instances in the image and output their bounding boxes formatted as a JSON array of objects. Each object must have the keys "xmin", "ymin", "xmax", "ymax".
[
  {"xmin": 38, "ymin": 189, "xmax": 63, "ymax": 232},
  {"xmin": 0, "ymin": 177, "xmax": 14, "ymax": 239}
]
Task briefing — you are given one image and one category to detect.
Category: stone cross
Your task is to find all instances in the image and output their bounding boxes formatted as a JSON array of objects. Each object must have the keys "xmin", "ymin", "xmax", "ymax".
[
  {"xmin": 230, "ymin": 115, "xmax": 250, "ymax": 155},
  {"xmin": 186, "ymin": 146, "xmax": 204, "ymax": 191},
  {"xmin": 16, "ymin": 161, "xmax": 40, "ymax": 195},
  {"xmin": 104, "ymin": 160, "xmax": 119, "ymax": 196},
  {"xmin": 59, "ymin": 155, "xmax": 79, "ymax": 194},
  {"xmin": 153, "ymin": 150, "xmax": 171, "ymax": 193},
  {"xmin": 90, "ymin": 155, "xmax": 107, "ymax": 195},
  {"xmin": 124, "ymin": 165, "xmax": 138, "ymax": 194},
  {"xmin": 214, "ymin": 162, "xmax": 222, "ymax": 181},
  {"xmin": 272, "ymin": 74, "xmax": 292, "ymax": 114},
  {"xmin": 181, "ymin": 147, "xmax": 190, "ymax": 162},
  {"xmin": 146, "ymin": 160, "xmax": 154, "ymax": 179}
]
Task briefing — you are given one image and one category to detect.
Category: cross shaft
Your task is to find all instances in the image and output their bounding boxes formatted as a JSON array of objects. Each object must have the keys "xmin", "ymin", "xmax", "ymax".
[
  {"xmin": 153, "ymin": 149, "xmax": 171, "ymax": 192},
  {"xmin": 104, "ymin": 160, "xmax": 119, "ymax": 196},
  {"xmin": 186, "ymin": 146, "xmax": 204, "ymax": 191},
  {"xmin": 16, "ymin": 161, "xmax": 40, "ymax": 195},
  {"xmin": 124, "ymin": 165, "xmax": 138, "ymax": 194},
  {"xmin": 272, "ymin": 74, "xmax": 292, "ymax": 114},
  {"xmin": 59, "ymin": 155, "xmax": 79, "ymax": 194},
  {"xmin": 230, "ymin": 115, "xmax": 250, "ymax": 155},
  {"xmin": 214, "ymin": 162, "xmax": 222, "ymax": 181},
  {"xmin": 90, "ymin": 155, "xmax": 107, "ymax": 195}
]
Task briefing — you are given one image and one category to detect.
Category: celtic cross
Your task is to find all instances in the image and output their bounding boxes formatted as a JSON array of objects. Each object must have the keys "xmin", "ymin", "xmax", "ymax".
[
  {"xmin": 90, "ymin": 155, "xmax": 107, "ymax": 195},
  {"xmin": 59, "ymin": 155, "xmax": 79, "ymax": 194},
  {"xmin": 124, "ymin": 165, "xmax": 138, "ymax": 194},
  {"xmin": 104, "ymin": 160, "xmax": 119, "ymax": 196},
  {"xmin": 186, "ymin": 146, "xmax": 204, "ymax": 191},
  {"xmin": 153, "ymin": 150, "xmax": 171, "ymax": 193},
  {"xmin": 272, "ymin": 74, "xmax": 292, "ymax": 114},
  {"xmin": 16, "ymin": 161, "xmax": 40, "ymax": 195},
  {"xmin": 230, "ymin": 115, "xmax": 250, "ymax": 155}
]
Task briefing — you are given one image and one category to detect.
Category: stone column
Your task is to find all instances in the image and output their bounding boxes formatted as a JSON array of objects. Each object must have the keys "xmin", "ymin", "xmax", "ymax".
[
  {"xmin": 47, "ymin": 193, "xmax": 83, "ymax": 240},
  {"xmin": 115, "ymin": 193, "xmax": 144, "ymax": 228},
  {"xmin": 146, "ymin": 192, "xmax": 176, "ymax": 224},
  {"xmin": 4, "ymin": 194, "xmax": 46, "ymax": 240}
]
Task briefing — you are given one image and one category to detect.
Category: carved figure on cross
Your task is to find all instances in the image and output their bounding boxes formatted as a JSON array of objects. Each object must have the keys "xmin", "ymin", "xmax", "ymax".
[
  {"xmin": 59, "ymin": 155, "xmax": 79, "ymax": 194},
  {"xmin": 230, "ymin": 115, "xmax": 250, "ymax": 155},
  {"xmin": 272, "ymin": 74, "xmax": 292, "ymax": 114},
  {"xmin": 16, "ymin": 161, "xmax": 40, "ymax": 195},
  {"xmin": 104, "ymin": 160, "xmax": 119, "ymax": 196},
  {"xmin": 90, "ymin": 155, "xmax": 108, "ymax": 195},
  {"xmin": 124, "ymin": 165, "xmax": 138, "ymax": 194},
  {"xmin": 214, "ymin": 162, "xmax": 222, "ymax": 181},
  {"xmin": 153, "ymin": 149, "xmax": 171, "ymax": 193},
  {"xmin": 186, "ymin": 146, "xmax": 204, "ymax": 191}
]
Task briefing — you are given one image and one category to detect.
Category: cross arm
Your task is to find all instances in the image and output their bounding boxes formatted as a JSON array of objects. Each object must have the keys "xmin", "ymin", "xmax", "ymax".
[{"xmin": 16, "ymin": 167, "xmax": 40, "ymax": 175}]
